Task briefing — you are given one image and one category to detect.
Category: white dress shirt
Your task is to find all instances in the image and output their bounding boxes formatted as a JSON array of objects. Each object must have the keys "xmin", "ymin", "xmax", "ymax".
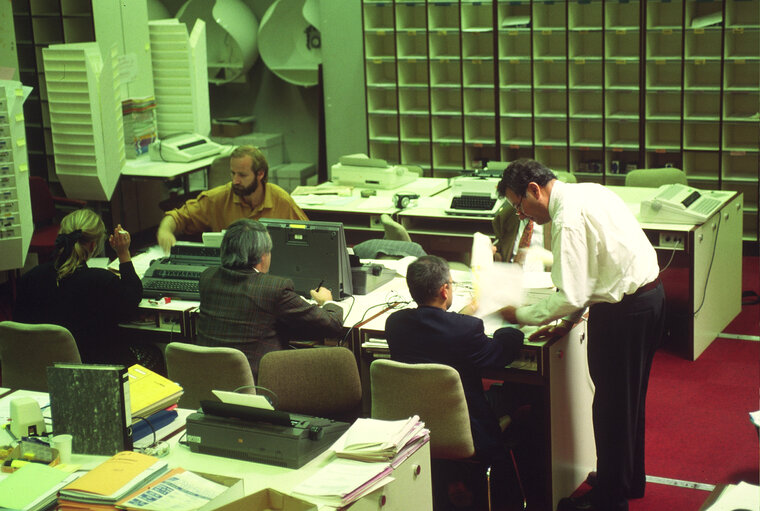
[{"xmin": 516, "ymin": 180, "xmax": 660, "ymax": 326}]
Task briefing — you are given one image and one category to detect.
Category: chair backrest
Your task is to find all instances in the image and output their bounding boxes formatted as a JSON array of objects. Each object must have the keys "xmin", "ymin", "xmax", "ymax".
[
  {"xmin": 29, "ymin": 176, "xmax": 56, "ymax": 226},
  {"xmin": 257, "ymin": 347, "xmax": 362, "ymax": 422},
  {"xmin": 554, "ymin": 170, "xmax": 578, "ymax": 183},
  {"xmin": 370, "ymin": 359, "xmax": 474, "ymax": 460},
  {"xmin": 625, "ymin": 167, "xmax": 688, "ymax": 188},
  {"xmin": 164, "ymin": 342, "xmax": 255, "ymax": 410},
  {"xmin": 0, "ymin": 321, "xmax": 82, "ymax": 391}
]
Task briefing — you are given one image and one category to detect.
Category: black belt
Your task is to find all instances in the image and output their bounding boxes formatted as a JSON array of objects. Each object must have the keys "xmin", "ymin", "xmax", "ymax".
[{"xmin": 632, "ymin": 278, "xmax": 661, "ymax": 297}]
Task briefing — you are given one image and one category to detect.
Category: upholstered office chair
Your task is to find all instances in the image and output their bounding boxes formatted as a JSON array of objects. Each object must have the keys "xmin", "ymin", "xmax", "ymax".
[
  {"xmin": 164, "ymin": 342, "xmax": 255, "ymax": 410},
  {"xmin": 370, "ymin": 359, "xmax": 526, "ymax": 510},
  {"xmin": 29, "ymin": 176, "xmax": 86, "ymax": 262},
  {"xmin": 0, "ymin": 321, "xmax": 82, "ymax": 391},
  {"xmin": 257, "ymin": 347, "xmax": 362, "ymax": 422},
  {"xmin": 625, "ymin": 167, "xmax": 688, "ymax": 188}
]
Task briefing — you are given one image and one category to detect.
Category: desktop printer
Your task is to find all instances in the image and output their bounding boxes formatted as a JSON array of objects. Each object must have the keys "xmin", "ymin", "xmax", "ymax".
[
  {"xmin": 149, "ymin": 133, "xmax": 223, "ymax": 163},
  {"xmin": 185, "ymin": 401, "xmax": 350, "ymax": 469},
  {"xmin": 445, "ymin": 175, "xmax": 505, "ymax": 216},
  {"xmin": 331, "ymin": 154, "xmax": 419, "ymax": 190}
]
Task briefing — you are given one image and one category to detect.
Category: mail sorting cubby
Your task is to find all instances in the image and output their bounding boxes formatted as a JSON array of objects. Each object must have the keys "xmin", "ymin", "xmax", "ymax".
[
  {"xmin": 533, "ymin": 31, "xmax": 566, "ymax": 60},
  {"xmin": 683, "ymin": 150, "xmax": 720, "ymax": 180},
  {"xmin": 498, "ymin": 60, "xmax": 531, "ymax": 89},
  {"xmin": 722, "ymin": 152, "xmax": 759, "ymax": 182},
  {"xmin": 605, "ymin": 90, "xmax": 638, "ymax": 120},
  {"xmin": 568, "ymin": 31, "xmax": 603, "ymax": 59},
  {"xmin": 395, "ymin": 2, "xmax": 426, "ymax": 31},
  {"xmin": 364, "ymin": 32, "xmax": 395, "ymax": 59},
  {"xmin": 396, "ymin": 32, "xmax": 427, "ymax": 59},
  {"xmin": 605, "ymin": 31, "xmax": 640, "ymax": 60},
  {"xmin": 431, "ymin": 88, "xmax": 462, "ymax": 115},
  {"xmin": 533, "ymin": 61, "xmax": 567, "ymax": 89},
  {"xmin": 500, "ymin": 117, "xmax": 532, "ymax": 146},
  {"xmin": 685, "ymin": 0, "xmax": 723, "ymax": 29},
  {"xmin": 462, "ymin": 32, "xmax": 494, "ymax": 59},
  {"xmin": 534, "ymin": 90, "xmax": 567, "ymax": 118},
  {"xmin": 570, "ymin": 119, "xmax": 603, "ymax": 148},
  {"xmin": 401, "ymin": 142, "xmax": 432, "ymax": 171},
  {"xmin": 465, "ymin": 144, "xmax": 499, "ymax": 170},
  {"xmin": 534, "ymin": 147, "xmax": 568, "ymax": 172},
  {"xmin": 460, "ymin": 2, "xmax": 492, "ymax": 32},
  {"xmin": 498, "ymin": 31, "xmax": 530, "ymax": 57},
  {"xmin": 430, "ymin": 60, "xmax": 462, "ymax": 88},
  {"xmin": 500, "ymin": 90, "xmax": 532, "ymax": 117},
  {"xmin": 397, "ymin": 61, "xmax": 428, "ymax": 87},
  {"xmin": 646, "ymin": 31, "xmax": 683, "ymax": 60},
  {"xmin": 605, "ymin": 61, "xmax": 639, "ymax": 90},
  {"xmin": 462, "ymin": 60, "xmax": 494, "ymax": 88},
  {"xmin": 399, "ymin": 88, "xmax": 429, "ymax": 114},
  {"xmin": 569, "ymin": 61, "xmax": 602, "ymax": 90},
  {"xmin": 368, "ymin": 114, "xmax": 399, "ymax": 142},
  {"xmin": 568, "ymin": 1, "xmax": 602, "ymax": 29},
  {"xmin": 607, "ymin": 120, "xmax": 640, "ymax": 149},
  {"xmin": 429, "ymin": 32, "xmax": 461, "ymax": 59},
  {"xmin": 644, "ymin": 150, "xmax": 681, "ymax": 171},
  {"xmin": 645, "ymin": 120, "xmax": 681, "ymax": 150},
  {"xmin": 685, "ymin": 30, "xmax": 723, "ymax": 59},
  {"xmin": 501, "ymin": 146, "xmax": 534, "ymax": 164},
  {"xmin": 367, "ymin": 88, "xmax": 398, "ymax": 114},
  {"xmin": 645, "ymin": 90, "xmax": 681, "ymax": 120},
  {"xmin": 400, "ymin": 115, "xmax": 430, "ymax": 142},
  {"xmin": 463, "ymin": 88, "xmax": 495, "ymax": 115},
  {"xmin": 647, "ymin": 1, "xmax": 683, "ymax": 29},
  {"xmin": 724, "ymin": 60, "xmax": 760, "ymax": 90},
  {"xmin": 725, "ymin": 29, "xmax": 760, "ymax": 59},
  {"xmin": 726, "ymin": 0, "xmax": 760, "ymax": 26},
  {"xmin": 534, "ymin": 119, "xmax": 567, "ymax": 146},
  {"xmin": 432, "ymin": 116, "xmax": 463, "ymax": 143},
  {"xmin": 605, "ymin": 1, "xmax": 640, "ymax": 29},
  {"xmin": 570, "ymin": 90, "xmax": 602, "ymax": 118},
  {"xmin": 363, "ymin": 2, "xmax": 394, "ymax": 30},
  {"xmin": 497, "ymin": 1, "xmax": 530, "ymax": 28},
  {"xmin": 370, "ymin": 139, "xmax": 399, "ymax": 164},
  {"xmin": 645, "ymin": 61, "xmax": 681, "ymax": 90},
  {"xmin": 532, "ymin": 2, "xmax": 565, "ymax": 29},
  {"xmin": 571, "ymin": 149, "xmax": 605, "ymax": 174},
  {"xmin": 684, "ymin": 91, "xmax": 720, "ymax": 120},
  {"xmin": 723, "ymin": 122, "xmax": 759, "ymax": 152},
  {"xmin": 427, "ymin": 2, "xmax": 459, "ymax": 30},
  {"xmin": 365, "ymin": 61, "xmax": 396, "ymax": 87},
  {"xmin": 723, "ymin": 92, "xmax": 758, "ymax": 120},
  {"xmin": 684, "ymin": 60, "xmax": 721, "ymax": 90},
  {"xmin": 464, "ymin": 116, "xmax": 496, "ymax": 144},
  {"xmin": 432, "ymin": 143, "xmax": 464, "ymax": 171}
]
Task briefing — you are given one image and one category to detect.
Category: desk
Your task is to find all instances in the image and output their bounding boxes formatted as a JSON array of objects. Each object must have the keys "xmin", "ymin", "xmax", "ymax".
[
  {"xmin": 122, "ymin": 153, "xmax": 222, "ymax": 193},
  {"xmin": 0, "ymin": 390, "xmax": 433, "ymax": 511},
  {"xmin": 300, "ymin": 184, "xmax": 744, "ymax": 360}
]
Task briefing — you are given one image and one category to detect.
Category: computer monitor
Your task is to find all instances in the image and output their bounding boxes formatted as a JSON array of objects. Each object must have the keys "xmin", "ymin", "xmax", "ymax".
[{"xmin": 259, "ymin": 218, "xmax": 353, "ymax": 299}]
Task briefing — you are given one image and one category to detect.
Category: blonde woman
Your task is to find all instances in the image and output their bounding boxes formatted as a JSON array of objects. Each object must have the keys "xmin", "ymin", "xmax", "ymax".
[{"xmin": 14, "ymin": 208, "xmax": 142, "ymax": 366}]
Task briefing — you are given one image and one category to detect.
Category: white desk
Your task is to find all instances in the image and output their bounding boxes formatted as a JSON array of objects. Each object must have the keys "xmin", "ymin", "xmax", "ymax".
[{"xmin": 122, "ymin": 153, "xmax": 221, "ymax": 189}]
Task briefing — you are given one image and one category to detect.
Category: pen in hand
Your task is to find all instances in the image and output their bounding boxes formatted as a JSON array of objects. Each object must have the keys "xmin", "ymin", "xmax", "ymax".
[{"xmin": 316, "ymin": 279, "xmax": 324, "ymax": 291}]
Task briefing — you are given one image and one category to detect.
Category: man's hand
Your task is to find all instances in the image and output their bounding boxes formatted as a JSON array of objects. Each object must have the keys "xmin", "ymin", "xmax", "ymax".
[
  {"xmin": 157, "ymin": 216, "xmax": 177, "ymax": 255},
  {"xmin": 459, "ymin": 298, "xmax": 479, "ymax": 316},
  {"xmin": 528, "ymin": 321, "xmax": 571, "ymax": 342},
  {"xmin": 499, "ymin": 305, "xmax": 518, "ymax": 324},
  {"xmin": 109, "ymin": 224, "xmax": 131, "ymax": 263},
  {"xmin": 310, "ymin": 287, "xmax": 333, "ymax": 306}
]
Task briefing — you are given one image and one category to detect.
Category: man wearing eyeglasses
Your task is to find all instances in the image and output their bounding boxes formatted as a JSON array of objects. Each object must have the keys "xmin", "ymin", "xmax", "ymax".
[{"xmin": 496, "ymin": 159, "xmax": 665, "ymax": 511}]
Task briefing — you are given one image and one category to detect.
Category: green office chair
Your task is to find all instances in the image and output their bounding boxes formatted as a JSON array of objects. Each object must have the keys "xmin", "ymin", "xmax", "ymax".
[{"xmin": 625, "ymin": 167, "xmax": 687, "ymax": 188}]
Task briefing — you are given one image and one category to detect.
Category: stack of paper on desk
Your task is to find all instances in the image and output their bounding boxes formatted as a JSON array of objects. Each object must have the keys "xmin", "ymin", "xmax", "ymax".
[
  {"xmin": 0, "ymin": 463, "xmax": 79, "ymax": 511},
  {"xmin": 335, "ymin": 415, "xmax": 429, "ymax": 462},
  {"xmin": 128, "ymin": 364, "xmax": 184, "ymax": 420}
]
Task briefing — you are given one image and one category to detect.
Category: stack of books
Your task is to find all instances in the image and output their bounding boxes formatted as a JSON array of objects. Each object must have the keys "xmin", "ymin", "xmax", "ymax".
[{"xmin": 58, "ymin": 451, "xmax": 168, "ymax": 511}]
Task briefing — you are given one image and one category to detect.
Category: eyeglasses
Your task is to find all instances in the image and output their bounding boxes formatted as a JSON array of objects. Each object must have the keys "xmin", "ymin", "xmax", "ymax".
[{"xmin": 512, "ymin": 195, "xmax": 525, "ymax": 216}]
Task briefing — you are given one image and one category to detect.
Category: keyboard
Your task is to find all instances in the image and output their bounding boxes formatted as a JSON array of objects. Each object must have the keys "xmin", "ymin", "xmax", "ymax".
[
  {"xmin": 142, "ymin": 278, "xmax": 200, "ymax": 300},
  {"xmin": 445, "ymin": 195, "xmax": 504, "ymax": 216}
]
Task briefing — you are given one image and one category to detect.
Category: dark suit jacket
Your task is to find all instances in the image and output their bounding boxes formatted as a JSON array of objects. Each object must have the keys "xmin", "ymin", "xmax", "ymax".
[
  {"xmin": 197, "ymin": 266, "xmax": 344, "ymax": 376},
  {"xmin": 385, "ymin": 305, "xmax": 523, "ymax": 460},
  {"xmin": 492, "ymin": 202, "xmax": 521, "ymax": 262}
]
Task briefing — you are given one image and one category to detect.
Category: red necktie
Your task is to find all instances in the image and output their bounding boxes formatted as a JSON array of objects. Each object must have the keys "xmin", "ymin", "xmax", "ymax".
[{"xmin": 514, "ymin": 220, "xmax": 533, "ymax": 264}]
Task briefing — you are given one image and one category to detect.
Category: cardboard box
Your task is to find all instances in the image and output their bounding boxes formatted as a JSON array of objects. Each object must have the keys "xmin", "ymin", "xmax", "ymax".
[
  {"xmin": 270, "ymin": 163, "xmax": 317, "ymax": 193},
  {"xmin": 211, "ymin": 116, "xmax": 255, "ymax": 138},
  {"xmin": 214, "ymin": 488, "xmax": 317, "ymax": 511},
  {"xmin": 194, "ymin": 472, "xmax": 245, "ymax": 511},
  {"xmin": 210, "ymin": 133, "xmax": 284, "ymax": 167}
]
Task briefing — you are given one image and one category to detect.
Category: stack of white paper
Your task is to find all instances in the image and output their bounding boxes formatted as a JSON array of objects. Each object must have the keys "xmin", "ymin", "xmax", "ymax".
[{"xmin": 334, "ymin": 416, "xmax": 429, "ymax": 463}]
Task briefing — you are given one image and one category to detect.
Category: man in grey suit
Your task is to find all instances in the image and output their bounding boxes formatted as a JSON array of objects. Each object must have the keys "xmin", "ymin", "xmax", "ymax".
[{"xmin": 197, "ymin": 219, "xmax": 344, "ymax": 376}]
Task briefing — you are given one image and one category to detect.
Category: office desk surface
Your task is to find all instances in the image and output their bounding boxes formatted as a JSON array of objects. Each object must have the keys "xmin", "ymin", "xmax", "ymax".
[{"xmin": 121, "ymin": 153, "xmax": 220, "ymax": 180}]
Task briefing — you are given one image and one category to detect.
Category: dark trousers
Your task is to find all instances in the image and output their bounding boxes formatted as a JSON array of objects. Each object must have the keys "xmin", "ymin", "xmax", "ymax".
[{"xmin": 587, "ymin": 283, "xmax": 665, "ymax": 511}]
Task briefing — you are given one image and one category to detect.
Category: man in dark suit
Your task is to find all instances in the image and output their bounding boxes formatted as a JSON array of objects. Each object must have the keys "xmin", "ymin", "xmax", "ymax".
[
  {"xmin": 385, "ymin": 255, "xmax": 524, "ymax": 508},
  {"xmin": 197, "ymin": 219, "xmax": 343, "ymax": 377}
]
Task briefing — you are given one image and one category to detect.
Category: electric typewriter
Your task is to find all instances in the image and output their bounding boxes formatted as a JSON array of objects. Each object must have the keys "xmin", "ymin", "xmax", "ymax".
[{"xmin": 141, "ymin": 242, "xmax": 221, "ymax": 301}]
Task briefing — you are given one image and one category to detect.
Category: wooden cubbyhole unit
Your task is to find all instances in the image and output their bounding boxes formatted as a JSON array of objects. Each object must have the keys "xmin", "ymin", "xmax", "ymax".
[
  {"xmin": 460, "ymin": 1, "xmax": 493, "ymax": 32},
  {"xmin": 367, "ymin": 88, "xmax": 397, "ymax": 114},
  {"xmin": 400, "ymin": 141, "xmax": 431, "ymax": 168},
  {"xmin": 722, "ymin": 151, "xmax": 760, "ymax": 181},
  {"xmin": 368, "ymin": 114, "xmax": 399, "ymax": 142},
  {"xmin": 684, "ymin": 60, "xmax": 722, "ymax": 90},
  {"xmin": 569, "ymin": 31, "xmax": 603, "ymax": 59},
  {"xmin": 685, "ymin": 29, "xmax": 723, "ymax": 59},
  {"xmin": 463, "ymin": 60, "xmax": 494, "ymax": 87},
  {"xmin": 431, "ymin": 88, "xmax": 462, "ymax": 115},
  {"xmin": 464, "ymin": 116, "xmax": 496, "ymax": 144},
  {"xmin": 396, "ymin": 32, "xmax": 427, "ymax": 59},
  {"xmin": 534, "ymin": 118, "xmax": 567, "ymax": 147},
  {"xmin": 605, "ymin": 31, "xmax": 640, "ymax": 60},
  {"xmin": 534, "ymin": 146, "xmax": 568, "ymax": 172},
  {"xmin": 570, "ymin": 90, "xmax": 603, "ymax": 118},
  {"xmin": 606, "ymin": 61, "xmax": 639, "ymax": 90},
  {"xmin": 463, "ymin": 88, "xmax": 496, "ymax": 116},
  {"xmin": 534, "ymin": 90, "xmax": 567, "ymax": 118},
  {"xmin": 533, "ymin": 31, "xmax": 566, "ymax": 60},
  {"xmin": 646, "ymin": 90, "xmax": 682, "ymax": 120},
  {"xmin": 498, "ymin": 31, "xmax": 531, "ymax": 57},
  {"xmin": 647, "ymin": 31, "xmax": 683, "ymax": 60},
  {"xmin": 644, "ymin": 149, "xmax": 682, "ymax": 171},
  {"xmin": 370, "ymin": 139, "xmax": 400, "ymax": 164},
  {"xmin": 365, "ymin": 60, "xmax": 396, "ymax": 87},
  {"xmin": 501, "ymin": 146, "xmax": 534, "ymax": 163},
  {"xmin": 683, "ymin": 121, "xmax": 720, "ymax": 150},
  {"xmin": 683, "ymin": 150, "xmax": 720, "ymax": 181},
  {"xmin": 430, "ymin": 60, "xmax": 462, "ymax": 87},
  {"xmin": 725, "ymin": 28, "xmax": 760, "ymax": 59},
  {"xmin": 397, "ymin": 61, "xmax": 428, "ymax": 87},
  {"xmin": 533, "ymin": 61, "xmax": 567, "ymax": 89},
  {"xmin": 363, "ymin": 3, "xmax": 394, "ymax": 31},
  {"xmin": 429, "ymin": 32, "xmax": 460, "ymax": 59},
  {"xmin": 724, "ymin": 60, "xmax": 760, "ymax": 91},
  {"xmin": 499, "ymin": 60, "xmax": 532, "ymax": 89},
  {"xmin": 646, "ymin": 60, "xmax": 681, "ymax": 90},
  {"xmin": 500, "ymin": 90, "xmax": 532, "ymax": 117},
  {"xmin": 501, "ymin": 117, "xmax": 533, "ymax": 146},
  {"xmin": 605, "ymin": 1, "xmax": 640, "ymax": 30},
  {"xmin": 365, "ymin": 32, "xmax": 395, "ymax": 59},
  {"xmin": 647, "ymin": 1, "xmax": 683, "ymax": 30},
  {"xmin": 607, "ymin": 120, "xmax": 640, "ymax": 149},
  {"xmin": 462, "ymin": 32, "xmax": 494, "ymax": 59},
  {"xmin": 570, "ymin": 119, "xmax": 603, "ymax": 148},
  {"xmin": 399, "ymin": 88, "xmax": 429, "ymax": 114},
  {"xmin": 723, "ymin": 92, "xmax": 759, "ymax": 121},
  {"xmin": 395, "ymin": 2, "xmax": 426, "ymax": 31},
  {"xmin": 498, "ymin": 1, "xmax": 531, "ymax": 30},
  {"xmin": 427, "ymin": 3, "xmax": 459, "ymax": 31},
  {"xmin": 569, "ymin": 1, "xmax": 602, "ymax": 30},
  {"xmin": 723, "ymin": 122, "xmax": 760, "ymax": 152},
  {"xmin": 432, "ymin": 115, "xmax": 463, "ymax": 143},
  {"xmin": 684, "ymin": 91, "xmax": 720, "ymax": 120},
  {"xmin": 645, "ymin": 120, "xmax": 682, "ymax": 151},
  {"xmin": 400, "ymin": 115, "xmax": 430, "ymax": 142},
  {"xmin": 569, "ymin": 60, "xmax": 602, "ymax": 89},
  {"xmin": 726, "ymin": 0, "xmax": 760, "ymax": 28},
  {"xmin": 432, "ymin": 143, "xmax": 464, "ymax": 171},
  {"xmin": 572, "ymin": 148, "xmax": 604, "ymax": 174},
  {"xmin": 465, "ymin": 144, "xmax": 499, "ymax": 170}
]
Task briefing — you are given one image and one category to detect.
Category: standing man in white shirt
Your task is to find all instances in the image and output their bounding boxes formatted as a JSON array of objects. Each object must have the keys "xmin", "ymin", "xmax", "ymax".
[{"xmin": 497, "ymin": 159, "xmax": 666, "ymax": 511}]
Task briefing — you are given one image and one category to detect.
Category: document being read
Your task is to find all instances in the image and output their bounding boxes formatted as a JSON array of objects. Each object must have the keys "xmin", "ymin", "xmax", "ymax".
[{"xmin": 470, "ymin": 232, "xmax": 525, "ymax": 320}]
